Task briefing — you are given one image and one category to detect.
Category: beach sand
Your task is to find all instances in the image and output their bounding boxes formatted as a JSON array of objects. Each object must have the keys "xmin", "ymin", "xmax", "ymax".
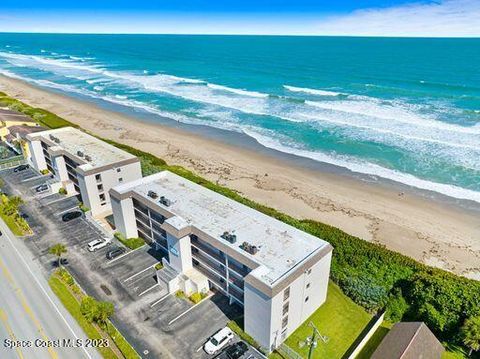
[{"xmin": 1, "ymin": 75, "xmax": 479, "ymax": 279}]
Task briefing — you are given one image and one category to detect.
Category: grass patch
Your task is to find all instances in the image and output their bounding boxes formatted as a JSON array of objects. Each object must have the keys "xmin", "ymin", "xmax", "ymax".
[
  {"xmin": 282, "ymin": 282, "xmax": 371, "ymax": 359},
  {"xmin": 356, "ymin": 322, "xmax": 392, "ymax": 359},
  {"xmin": 113, "ymin": 232, "xmax": 144, "ymax": 250},
  {"xmin": 48, "ymin": 275, "xmax": 118, "ymax": 359},
  {"xmin": 0, "ymin": 194, "xmax": 30, "ymax": 236},
  {"xmin": 105, "ymin": 322, "xmax": 140, "ymax": 359},
  {"xmin": 0, "ymin": 211, "xmax": 27, "ymax": 236}
]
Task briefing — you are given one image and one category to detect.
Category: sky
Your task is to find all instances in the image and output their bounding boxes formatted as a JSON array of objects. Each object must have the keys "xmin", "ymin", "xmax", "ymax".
[{"xmin": 0, "ymin": 0, "xmax": 479, "ymax": 37}]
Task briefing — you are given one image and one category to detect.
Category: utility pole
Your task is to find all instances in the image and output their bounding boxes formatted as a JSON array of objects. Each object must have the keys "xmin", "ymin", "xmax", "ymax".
[{"xmin": 306, "ymin": 322, "xmax": 328, "ymax": 359}]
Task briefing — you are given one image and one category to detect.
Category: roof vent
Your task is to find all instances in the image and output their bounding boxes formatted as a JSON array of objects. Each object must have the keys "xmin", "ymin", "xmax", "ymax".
[
  {"xmin": 49, "ymin": 134, "xmax": 60, "ymax": 143},
  {"xmin": 159, "ymin": 195, "xmax": 171, "ymax": 206},
  {"xmin": 77, "ymin": 150, "xmax": 84, "ymax": 157},
  {"xmin": 221, "ymin": 231, "xmax": 237, "ymax": 244},
  {"xmin": 240, "ymin": 241, "xmax": 258, "ymax": 255},
  {"xmin": 84, "ymin": 155, "xmax": 92, "ymax": 162},
  {"xmin": 148, "ymin": 190, "xmax": 158, "ymax": 199}
]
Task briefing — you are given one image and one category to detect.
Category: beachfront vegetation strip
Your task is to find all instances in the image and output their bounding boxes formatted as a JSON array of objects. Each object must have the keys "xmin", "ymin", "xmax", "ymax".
[
  {"xmin": 49, "ymin": 269, "xmax": 140, "ymax": 359},
  {"xmin": 4, "ymin": 92, "xmax": 480, "ymax": 353},
  {"xmin": 0, "ymin": 193, "xmax": 30, "ymax": 236}
]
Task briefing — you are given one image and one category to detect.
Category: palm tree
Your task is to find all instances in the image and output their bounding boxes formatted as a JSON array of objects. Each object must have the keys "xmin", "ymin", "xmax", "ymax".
[
  {"xmin": 461, "ymin": 316, "xmax": 480, "ymax": 356},
  {"xmin": 49, "ymin": 243, "xmax": 67, "ymax": 267}
]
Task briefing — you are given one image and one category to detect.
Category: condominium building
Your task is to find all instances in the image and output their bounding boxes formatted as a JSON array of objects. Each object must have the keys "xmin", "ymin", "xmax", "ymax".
[
  {"xmin": 26, "ymin": 127, "xmax": 142, "ymax": 216},
  {"xmin": 110, "ymin": 170, "xmax": 333, "ymax": 352}
]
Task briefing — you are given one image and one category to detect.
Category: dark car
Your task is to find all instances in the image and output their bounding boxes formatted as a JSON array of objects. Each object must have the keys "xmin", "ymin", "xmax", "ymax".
[
  {"xmin": 106, "ymin": 247, "xmax": 126, "ymax": 260},
  {"xmin": 62, "ymin": 211, "xmax": 83, "ymax": 222},
  {"xmin": 35, "ymin": 184, "xmax": 49, "ymax": 193},
  {"xmin": 13, "ymin": 164, "xmax": 29, "ymax": 172},
  {"xmin": 216, "ymin": 342, "xmax": 249, "ymax": 359}
]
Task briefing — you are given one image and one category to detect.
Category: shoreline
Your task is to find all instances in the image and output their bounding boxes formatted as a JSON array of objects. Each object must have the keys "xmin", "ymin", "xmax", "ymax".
[{"xmin": 1, "ymin": 74, "xmax": 479, "ymax": 279}]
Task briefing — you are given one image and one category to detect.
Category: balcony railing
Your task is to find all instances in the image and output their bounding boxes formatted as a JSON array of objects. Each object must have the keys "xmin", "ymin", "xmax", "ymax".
[
  {"xmin": 193, "ymin": 261, "xmax": 227, "ymax": 291},
  {"xmin": 192, "ymin": 250, "xmax": 227, "ymax": 278}
]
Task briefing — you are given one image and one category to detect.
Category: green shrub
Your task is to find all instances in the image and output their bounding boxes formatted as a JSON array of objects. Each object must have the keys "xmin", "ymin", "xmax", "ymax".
[
  {"xmin": 114, "ymin": 232, "xmax": 144, "ymax": 250},
  {"xmin": 154, "ymin": 263, "xmax": 163, "ymax": 271},
  {"xmin": 40, "ymin": 169, "xmax": 50, "ymax": 175},
  {"xmin": 227, "ymin": 319, "xmax": 260, "ymax": 350},
  {"xmin": 58, "ymin": 187, "xmax": 67, "ymax": 195},
  {"xmin": 79, "ymin": 202, "xmax": 90, "ymax": 212},
  {"xmin": 189, "ymin": 292, "xmax": 202, "ymax": 304},
  {"xmin": 385, "ymin": 288, "xmax": 409, "ymax": 322},
  {"xmin": 175, "ymin": 290, "xmax": 186, "ymax": 299}
]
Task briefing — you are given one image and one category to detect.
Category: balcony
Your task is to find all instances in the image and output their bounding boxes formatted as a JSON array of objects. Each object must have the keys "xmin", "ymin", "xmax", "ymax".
[
  {"xmin": 193, "ymin": 261, "xmax": 227, "ymax": 292},
  {"xmin": 227, "ymin": 261, "xmax": 250, "ymax": 277},
  {"xmin": 192, "ymin": 249, "xmax": 227, "ymax": 278},
  {"xmin": 228, "ymin": 274, "xmax": 244, "ymax": 291},
  {"xmin": 228, "ymin": 284, "xmax": 244, "ymax": 305},
  {"xmin": 191, "ymin": 239, "xmax": 226, "ymax": 264}
]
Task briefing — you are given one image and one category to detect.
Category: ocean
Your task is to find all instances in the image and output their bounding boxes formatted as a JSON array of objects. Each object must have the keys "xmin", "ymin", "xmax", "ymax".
[{"xmin": 0, "ymin": 33, "xmax": 479, "ymax": 203}]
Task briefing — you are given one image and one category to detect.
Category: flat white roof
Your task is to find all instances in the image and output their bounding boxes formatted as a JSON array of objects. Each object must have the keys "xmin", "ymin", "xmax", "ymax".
[
  {"xmin": 31, "ymin": 127, "xmax": 136, "ymax": 171},
  {"xmin": 114, "ymin": 171, "xmax": 330, "ymax": 286}
]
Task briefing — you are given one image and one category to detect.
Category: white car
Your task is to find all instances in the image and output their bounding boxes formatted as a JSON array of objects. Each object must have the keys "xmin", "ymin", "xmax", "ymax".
[
  {"xmin": 204, "ymin": 327, "xmax": 234, "ymax": 355},
  {"xmin": 87, "ymin": 238, "xmax": 112, "ymax": 252}
]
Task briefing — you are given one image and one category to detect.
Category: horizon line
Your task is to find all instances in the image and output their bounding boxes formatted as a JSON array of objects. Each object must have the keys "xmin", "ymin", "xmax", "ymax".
[{"xmin": 1, "ymin": 31, "xmax": 479, "ymax": 39}]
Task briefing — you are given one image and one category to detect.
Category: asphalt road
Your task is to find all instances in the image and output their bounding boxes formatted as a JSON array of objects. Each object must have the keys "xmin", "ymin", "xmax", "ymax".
[{"xmin": 0, "ymin": 218, "xmax": 102, "ymax": 359}]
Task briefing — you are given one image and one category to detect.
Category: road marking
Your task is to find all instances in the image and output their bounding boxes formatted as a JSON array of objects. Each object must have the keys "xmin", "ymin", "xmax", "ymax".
[
  {"xmin": 0, "ymin": 220, "xmax": 94, "ymax": 359},
  {"xmin": 150, "ymin": 293, "xmax": 171, "ymax": 308},
  {"xmin": 22, "ymin": 174, "xmax": 46, "ymax": 183},
  {"xmin": 0, "ymin": 257, "xmax": 59, "ymax": 359},
  {"xmin": 105, "ymin": 244, "xmax": 146, "ymax": 265},
  {"xmin": 123, "ymin": 264, "xmax": 155, "ymax": 282},
  {"xmin": 167, "ymin": 293, "xmax": 214, "ymax": 325},
  {"xmin": 44, "ymin": 196, "xmax": 72, "ymax": 206},
  {"xmin": 0, "ymin": 309, "xmax": 26, "ymax": 359},
  {"xmin": 138, "ymin": 283, "xmax": 160, "ymax": 297},
  {"xmin": 195, "ymin": 344, "xmax": 204, "ymax": 353}
]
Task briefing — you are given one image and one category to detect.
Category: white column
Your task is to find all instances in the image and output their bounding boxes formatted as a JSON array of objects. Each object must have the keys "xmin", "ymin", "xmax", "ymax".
[
  {"xmin": 166, "ymin": 232, "xmax": 192, "ymax": 273},
  {"xmin": 111, "ymin": 196, "xmax": 138, "ymax": 239}
]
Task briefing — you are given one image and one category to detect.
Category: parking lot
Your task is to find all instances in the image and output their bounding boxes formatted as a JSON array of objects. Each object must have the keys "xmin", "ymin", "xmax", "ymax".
[{"xmin": 1, "ymin": 165, "xmax": 262, "ymax": 359}]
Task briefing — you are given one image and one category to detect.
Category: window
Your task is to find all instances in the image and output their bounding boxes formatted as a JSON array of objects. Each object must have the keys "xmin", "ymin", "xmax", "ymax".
[
  {"xmin": 283, "ymin": 287, "xmax": 290, "ymax": 301},
  {"xmin": 282, "ymin": 316, "xmax": 288, "ymax": 328},
  {"xmin": 97, "ymin": 184, "xmax": 103, "ymax": 192},
  {"xmin": 118, "ymin": 177, "xmax": 123, "ymax": 183},
  {"xmin": 95, "ymin": 174, "xmax": 102, "ymax": 182},
  {"xmin": 305, "ymin": 296, "xmax": 309, "ymax": 303},
  {"xmin": 99, "ymin": 193, "xmax": 106, "ymax": 202},
  {"xmin": 306, "ymin": 268, "xmax": 312, "ymax": 275},
  {"xmin": 306, "ymin": 283, "xmax": 310, "ymax": 289},
  {"xmin": 282, "ymin": 302, "xmax": 289, "ymax": 316},
  {"xmin": 116, "ymin": 168, "xmax": 121, "ymax": 173}
]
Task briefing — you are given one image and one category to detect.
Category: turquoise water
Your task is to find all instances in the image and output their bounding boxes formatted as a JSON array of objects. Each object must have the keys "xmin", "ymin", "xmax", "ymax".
[{"xmin": 0, "ymin": 34, "xmax": 479, "ymax": 202}]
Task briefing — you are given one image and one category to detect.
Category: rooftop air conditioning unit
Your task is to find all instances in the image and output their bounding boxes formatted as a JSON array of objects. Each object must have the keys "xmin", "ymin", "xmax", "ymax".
[
  {"xmin": 221, "ymin": 231, "xmax": 237, "ymax": 244},
  {"xmin": 159, "ymin": 195, "xmax": 171, "ymax": 206},
  {"xmin": 85, "ymin": 155, "xmax": 92, "ymax": 161},
  {"xmin": 148, "ymin": 190, "xmax": 158, "ymax": 199},
  {"xmin": 240, "ymin": 241, "xmax": 258, "ymax": 255},
  {"xmin": 77, "ymin": 150, "xmax": 84, "ymax": 157},
  {"xmin": 49, "ymin": 135, "xmax": 60, "ymax": 143}
]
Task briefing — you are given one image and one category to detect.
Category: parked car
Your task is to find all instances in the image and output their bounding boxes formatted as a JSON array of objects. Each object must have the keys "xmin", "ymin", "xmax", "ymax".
[
  {"xmin": 218, "ymin": 342, "xmax": 249, "ymax": 359},
  {"xmin": 204, "ymin": 327, "xmax": 235, "ymax": 355},
  {"xmin": 106, "ymin": 247, "xmax": 126, "ymax": 260},
  {"xmin": 0, "ymin": 230, "xmax": 2, "ymax": 236},
  {"xmin": 35, "ymin": 184, "xmax": 49, "ymax": 193},
  {"xmin": 13, "ymin": 164, "xmax": 29, "ymax": 172},
  {"xmin": 87, "ymin": 238, "xmax": 112, "ymax": 252},
  {"xmin": 62, "ymin": 211, "xmax": 83, "ymax": 222}
]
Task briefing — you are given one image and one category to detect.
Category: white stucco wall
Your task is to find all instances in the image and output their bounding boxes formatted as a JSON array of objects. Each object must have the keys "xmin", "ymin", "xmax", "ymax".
[
  {"xmin": 27, "ymin": 140, "xmax": 47, "ymax": 171},
  {"xmin": 111, "ymin": 196, "xmax": 138, "ymax": 238}
]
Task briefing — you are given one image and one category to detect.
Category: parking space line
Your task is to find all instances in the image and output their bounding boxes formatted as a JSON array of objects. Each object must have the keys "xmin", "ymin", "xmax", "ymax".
[
  {"xmin": 22, "ymin": 174, "xmax": 47, "ymax": 183},
  {"xmin": 105, "ymin": 244, "xmax": 146, "ymax": 265},
  {"xmin": 123, "ymin": 264, "xmax": 155, "ymax": 282},
  {"xmin": 55, "ymin": 206, "xmax": 79, "ymax": 216},
  {"xmin": 168, "ymin": 293, "xmax": 214, "ymax": 325},
  {"xmin": 195, "ymin": 344, "xmax": 204, "ymax": 353},
  {"xmin": 138, "ymin": 283, "xmax": 160, "ymax": 297},
  {"xmin": 44, "ymin": 196, "xmax": 73, "ymax": 206},
  {"xmin": 150, "ymin": 293, "xmax": 171, "ymax": 308}
]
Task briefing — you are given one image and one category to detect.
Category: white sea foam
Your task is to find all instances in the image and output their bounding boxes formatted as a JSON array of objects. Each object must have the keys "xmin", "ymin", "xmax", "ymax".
[
  {"xmin": 243, "ymin": 128, "xmax": 480, "ymax": 204},
  {"xmin": 284, "ymin": 85, "xmax": 343, "ymax": 97},
  {"xmin": 207, "ymin": 84, "xmax": 268, "ymax": 98},
  {"xmin": 93, "ymin": 85, "xmax": 104, "ymax": 91}
]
